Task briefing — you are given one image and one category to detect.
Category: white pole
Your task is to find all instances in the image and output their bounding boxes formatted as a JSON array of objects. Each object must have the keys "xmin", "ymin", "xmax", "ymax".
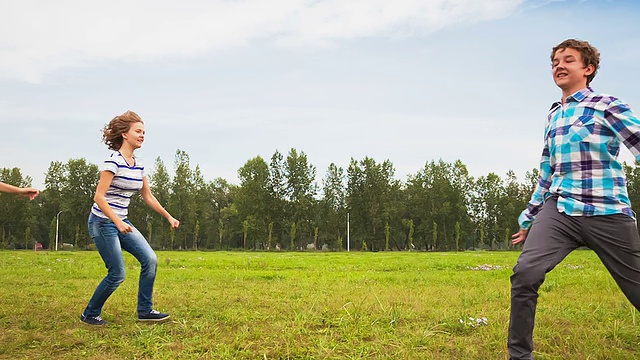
[
  {"xmin": 55, "ymin": 210, "xmax": 63, "ymax": 251},
  {"xmin": 347, "ymin": 212, "xmax": 350, "ymax": 252}
]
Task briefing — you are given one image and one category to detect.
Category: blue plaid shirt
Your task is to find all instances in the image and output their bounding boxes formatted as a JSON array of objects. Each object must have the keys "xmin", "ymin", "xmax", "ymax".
[{"xmin": 519, "ymin": 87, "xmax": 640, "ymax": 230}]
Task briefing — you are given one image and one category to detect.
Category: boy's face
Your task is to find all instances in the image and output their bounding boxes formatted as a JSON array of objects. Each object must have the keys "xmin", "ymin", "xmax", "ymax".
[{"xmin": 551, "ymin": 47, "xmax": 594, "ymax": 92}]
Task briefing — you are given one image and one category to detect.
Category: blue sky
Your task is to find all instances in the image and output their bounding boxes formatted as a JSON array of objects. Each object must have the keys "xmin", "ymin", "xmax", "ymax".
[{"xmin": 1, "ymin": 0, "xmax": 639, "ymax": 188}]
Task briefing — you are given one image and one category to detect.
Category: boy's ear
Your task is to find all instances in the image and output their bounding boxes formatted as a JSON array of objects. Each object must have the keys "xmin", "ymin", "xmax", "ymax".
[{"xmin": 584, "ymin": 64, "xmax": 595, "ymax": 76}]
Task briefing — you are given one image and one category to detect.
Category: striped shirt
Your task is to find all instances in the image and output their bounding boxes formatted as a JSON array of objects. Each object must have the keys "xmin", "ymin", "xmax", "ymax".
[
  {"xmin": 91, "ymin": 152, "xmax": 145, "ymax": 219},
  {"xmin": 519, "ymin": 87, "xmax": 640, "ymax": 230}
]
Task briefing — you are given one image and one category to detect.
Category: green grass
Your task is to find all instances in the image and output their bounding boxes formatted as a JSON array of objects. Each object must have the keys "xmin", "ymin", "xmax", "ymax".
[{"xmin": 0, "ymin": 250, "xmax": 638, "ymax": 359}]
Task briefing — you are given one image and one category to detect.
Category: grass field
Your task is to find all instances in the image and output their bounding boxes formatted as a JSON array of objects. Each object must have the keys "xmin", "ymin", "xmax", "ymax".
[{"xmin": 0, "ymin": 250, "xmax": 638, "ymax": 359}]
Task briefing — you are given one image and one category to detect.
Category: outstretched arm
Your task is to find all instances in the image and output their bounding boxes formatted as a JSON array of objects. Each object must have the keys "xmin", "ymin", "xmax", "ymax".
[
  {"xmin": 140, "ymin": 177, "xmax": 180, "ymax": 229},
  {"xmin": 0, "ymin": 181, "xmax": 39, "ymax": 200}
]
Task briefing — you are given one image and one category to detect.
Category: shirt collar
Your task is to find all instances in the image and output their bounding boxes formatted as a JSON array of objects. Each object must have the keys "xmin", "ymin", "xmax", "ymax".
[
  {"xmin": 566, "ymin": 87, "xmax": 593, "ymax": 103},
  {"xmin": 549, "ymin": 87, "xmax": 594, "ymax": 111}
]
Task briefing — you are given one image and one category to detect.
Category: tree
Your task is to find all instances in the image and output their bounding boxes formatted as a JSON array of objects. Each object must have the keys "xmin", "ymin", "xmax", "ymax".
[
  {"xmin": 243, "ymin": 219, "xmax": 249, "ymax": 249},
  {"xmin": 472, "ymin": 173, "xmax": 503, "ymax": 249},
  {"xmin": 149, "ymin": 156, "xmax": 171, "ymax": 248},
  {"xmin": 41, "ymin": 161, "xmax": 66, "ymax": 248},
  {"xmin": 74, "ymin": 224, "xmax": 80, "ymax": 248},
  {"xmin": 169, "ymin": 150, "xmax": 196, "ymax": 249},
  {"xmin": 313, "ymin": 227, "xmax": 318, "ymax": 249},
  {"xmin": 191, "ymin": 165, "xmax": 216, "ymax": 249},
  {"xmin": 218, "ymin": 218, "xmax": 225, "ymax": 249},
  {"xmin": 405, "ymin": 160, "xmax": 471, "ymax": 251},
  {"xmin": 432, "ymin": 221, "xmax": 437, "ymax": 251},
  {"xmin": 290, "ymin": 222, "xmax": 297, "ymax": 250},
  {"xmin": 211, "ymin": 178, "xmax": 235, "ymax": 248},
  {"xmin": 49, "ymin": 218, "xmax": 56, "ymax": 250},
  {"xmin": 194, "ymin": 220, "xmax": 200, "ymax": 251},
  {"xmin": 24, "ymin": 227, "xmax": 31, "ymax": 250},
  {"xmin": 504, "ymin": 227, "xmax": 511, "ymax": 249},
  {"xmin": 408, "ymin": 220, "xmax": 415, "ymax": 251},
  {"xmin": 455, "ymin": 221, "xmax": 461, "ymax": 252},
  {"xmin": 346, "ymin": 157, "xmax": 400, "ymax": 251},
  {"xmin": 319, "ymin": 163, "xmax": 346, "ymax": 249},
  {"xmin": 385, "ymin": 222, "xmax": 390, "ymax": 251},
  {"xmin": 60, "ymin": 159, "xmax": 99, "ymax": 249},
  {"xmin": 268, "ymin": 151, "xmax": 288, "ymax": 247},
  {"xmin": 267, "ymin": 222, "xmax": 273, "ymax": 251},
  {"xmin": 285, "ymin": 149, "xmax": 317, "ymax": 248},
  {"xmin": 236, "ymin": 156, "xmax": 271, "ymax": 247}
]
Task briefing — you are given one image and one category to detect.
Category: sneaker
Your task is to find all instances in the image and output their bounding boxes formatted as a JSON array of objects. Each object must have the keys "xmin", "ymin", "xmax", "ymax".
[
  {"xmin": 138, "ymin": 310, "xmax": 170, "ymax": 322},
  {"xmin": 80, "ymin": 314, "xmax": 107, "ymax": 326}
]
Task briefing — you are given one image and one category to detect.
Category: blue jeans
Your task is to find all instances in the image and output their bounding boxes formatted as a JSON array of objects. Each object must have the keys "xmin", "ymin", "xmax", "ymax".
[{"xmin": 82, "ymin": 213, "xmax": 158, "ymax": 317}]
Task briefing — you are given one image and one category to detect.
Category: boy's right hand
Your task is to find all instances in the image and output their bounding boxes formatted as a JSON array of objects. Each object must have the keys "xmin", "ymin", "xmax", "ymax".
[{"xmin": 511, "ymin": 229, "xmax": 529, "ymax": 245}]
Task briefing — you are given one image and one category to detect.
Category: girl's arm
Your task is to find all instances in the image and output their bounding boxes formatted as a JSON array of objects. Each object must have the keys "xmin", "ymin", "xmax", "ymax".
[
  {"xmin": 93, "ymin": 171, "xmax": 133, "ymax": 233},
  {"xmin": 139, "ymin": 177, "xmax": 180, "ymax": 228}
]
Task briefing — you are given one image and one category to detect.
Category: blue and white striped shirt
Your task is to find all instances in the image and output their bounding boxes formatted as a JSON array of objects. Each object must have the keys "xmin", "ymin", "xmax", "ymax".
[
  {"xmin": 519, "ymin": 87, "xmax": 640, "ymax": 230},
  {"xmin": 91, "ymin": 152, "xmax": 145, "ymax": 219}
]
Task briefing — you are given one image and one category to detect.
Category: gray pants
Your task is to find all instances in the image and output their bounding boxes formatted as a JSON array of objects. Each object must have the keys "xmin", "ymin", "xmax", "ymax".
[{"xmin": 508, "ymin": 197, "xmax": 640, "ymax": 360}]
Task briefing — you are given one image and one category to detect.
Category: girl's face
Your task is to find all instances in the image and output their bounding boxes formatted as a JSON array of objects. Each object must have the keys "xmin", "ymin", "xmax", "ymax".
[{"xmin": 122, "ymin": 122, "xmax": 145, "ymax": 149}]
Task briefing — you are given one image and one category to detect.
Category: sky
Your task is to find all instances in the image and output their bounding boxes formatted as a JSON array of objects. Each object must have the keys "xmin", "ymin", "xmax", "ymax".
[{"xmin": 1, "ymin": 0, "xmax": 640, "ymax": 189}]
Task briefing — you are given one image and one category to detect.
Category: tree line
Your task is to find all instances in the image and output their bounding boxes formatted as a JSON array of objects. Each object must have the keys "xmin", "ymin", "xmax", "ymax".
[{"xmin": 3, "ymin": 148, "xmax": 640, "ymax": 251}]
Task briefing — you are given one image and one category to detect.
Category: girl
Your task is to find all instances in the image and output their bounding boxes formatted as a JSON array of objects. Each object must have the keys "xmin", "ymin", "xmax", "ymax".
[{"xmin": 81, "ymin": 111, "xmax": 179, "ymax": 325}]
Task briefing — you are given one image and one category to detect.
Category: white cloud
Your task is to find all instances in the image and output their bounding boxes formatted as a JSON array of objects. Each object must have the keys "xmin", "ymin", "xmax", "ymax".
[{"xmin": 0, "ymin": 0, "xmax": 523, "ymax": 82}]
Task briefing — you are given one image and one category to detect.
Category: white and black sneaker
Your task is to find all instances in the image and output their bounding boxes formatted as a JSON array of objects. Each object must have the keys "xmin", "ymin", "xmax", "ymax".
[
  {"xmin": 81, "ymin": 314, "xmax": 107, "ymax": 326},
  {"xmin": 138, "ymin": 310, "xmax": 170, "ymax": 322}
]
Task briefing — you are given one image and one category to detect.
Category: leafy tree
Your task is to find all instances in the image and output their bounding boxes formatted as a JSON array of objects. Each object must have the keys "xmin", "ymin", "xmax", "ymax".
[
  {"xmin": 60, "ymin": 159, "xmax": 99, "ymax": 248},
  {"xmin": 267, "ymin": 222, "xmax": 274, "ymax": 251},
  {"xmin": 211, "ymin": 178, "xmax": 235, "ymax": 248},
  {"xmin": 432, "ymin": 221, "xmax": 438, "ymax": 251},
  {"xmin": 285, "ymin": 149, "xmax": 317, "ymax": 248},
  {"xmin": 194, "ymin": 220, "xmax": 200, "ymax": 250},
  {"xmin": 455, "ymin": 221, "xmax": 461, "ymax": 251},
  {"xmin": 24, "ymin": 227, "xmax": 31, "ymax": 250},
  {"xmin": 385, "ymin": 222, "xmax": 390, "ymax": 251},
  {"xmin": 268, "ymin": 151, "xmax": 288, "ymax": 246},
  {"xmin": 169, "ymin": 150, "xmax": 196, "ymax": 249},
  {"xmin": 218, "ymin": 218, "xmax": 225, "ymax": 249},
  {"xmin": 290, "ymin": 222, "xmax": 296, "ymax": 250},
  {"xmin": 319, "ymin": 163, "xmax": 346, "ymax": 249},
  {"xmin": 236, "ymin": 156, "xmax": 271, "ymax": 247},
  {"xmin": 149, "ymin": 156, "xmax": 171, "ymax": 248},
  {"xmin": 472, "ymin": 173, "xmax": 503, "ymax": 249},
  {"xmin": 346, "ymin": 157, "xmax": 399, "ymax": 251}
]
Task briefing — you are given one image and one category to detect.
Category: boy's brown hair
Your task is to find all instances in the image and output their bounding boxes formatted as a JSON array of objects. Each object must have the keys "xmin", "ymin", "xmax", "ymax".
[{"xmin": 551, "ymin": 39, "xmax": 600, "ymax": 86}]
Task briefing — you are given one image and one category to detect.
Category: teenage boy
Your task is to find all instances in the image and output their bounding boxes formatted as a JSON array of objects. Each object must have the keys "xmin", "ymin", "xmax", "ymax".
[{"xmin": 509, "ymin": 39, "xmax": 640, "ymax": 359}]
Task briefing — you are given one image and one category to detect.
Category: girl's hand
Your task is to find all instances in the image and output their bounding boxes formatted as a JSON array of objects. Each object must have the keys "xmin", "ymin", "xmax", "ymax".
[
  {"xmin": 168, "ymin": 217, "xmax": 180, "ymax": 229},
  {"xmin": 116, "ymin": 220, "xmax": 134, "ymax": 234}
]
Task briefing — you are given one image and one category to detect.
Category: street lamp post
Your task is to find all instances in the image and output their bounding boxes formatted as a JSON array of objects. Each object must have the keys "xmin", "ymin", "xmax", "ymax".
[
  {"xmin": 55, "ymin": 210, "xmax": 63, "ymax": 251},
  {"xmin": 346, "ymin": 212, "xmax": 350, "ymax": 252}
]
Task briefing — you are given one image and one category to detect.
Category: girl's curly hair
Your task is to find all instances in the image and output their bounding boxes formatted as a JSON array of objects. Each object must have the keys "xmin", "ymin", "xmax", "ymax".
[{"xmin": 102, "ymin": 111, "xmax": 143, "ymax": 151}]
